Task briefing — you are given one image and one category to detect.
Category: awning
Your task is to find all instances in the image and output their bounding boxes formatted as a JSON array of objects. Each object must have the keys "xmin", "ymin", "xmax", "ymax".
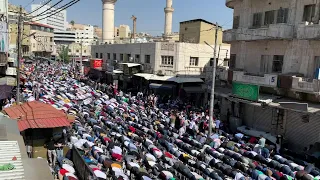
[
  {"xmin": 119, "ymin": 63, "xmax": 141, "ymax": 67},
  {"xmin": 172, "ymin": 77, "xmax": 203, "ymax": 83},
  {"xmin": 149, "ymin": 83, "xmax": 175, "ymax": 89},
  {"xmin": 113, "ymin": 70, "xmax": 123, "ymax": 74},
  {"xmin": 4, "ymin": 101, "xmax": 72, "ymax": 131},
  {"xmin": 134, "ymin": 73, "xmax": 203, "ymax": 83},
  {"xmin": 183, "ymin": 87, "xmax": 205, "ymax": 93},
  {"xmin": 0, "ymin": 77, "xmax": 17, "ymax": 86}
]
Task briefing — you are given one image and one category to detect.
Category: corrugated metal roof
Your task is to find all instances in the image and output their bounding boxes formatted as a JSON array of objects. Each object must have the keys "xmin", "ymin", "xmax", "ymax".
[
  {"xmin": 4, "ymin": 101, "xmax": 72, "ymax": 131},
  {"xmin": 0, "ymin": 141, "xmax": 25, "ymax": 180}
]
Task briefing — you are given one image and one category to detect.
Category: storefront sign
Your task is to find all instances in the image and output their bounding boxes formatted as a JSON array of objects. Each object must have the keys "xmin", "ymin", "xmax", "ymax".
[
  {"xmin": 232, "ymin": 82, "xmax": 259, "ymax": 101},
  {"xmin": 90, "ymin": 59, "xmax": 103, "ymax": 70}
]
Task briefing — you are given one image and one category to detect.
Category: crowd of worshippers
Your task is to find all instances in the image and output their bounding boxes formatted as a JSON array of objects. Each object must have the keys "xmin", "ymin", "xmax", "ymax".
[{"xmin": 19, "ymin": 62, "xmax": 320, "ymax": 180}]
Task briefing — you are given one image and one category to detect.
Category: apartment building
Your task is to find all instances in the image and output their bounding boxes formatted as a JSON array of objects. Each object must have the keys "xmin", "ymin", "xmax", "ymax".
[
  {"xmin": 221, "ymin": 0, "xmax": 320, "ymax": 150},
  {"xmin": 29, "ymin": 22, "xmax": 54, "ymax": 58}
]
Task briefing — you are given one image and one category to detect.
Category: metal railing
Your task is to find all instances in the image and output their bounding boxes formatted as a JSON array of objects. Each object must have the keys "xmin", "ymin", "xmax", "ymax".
[{"xmin": 72, "ymin": 146, "xmax": 98, "ymax": 180}]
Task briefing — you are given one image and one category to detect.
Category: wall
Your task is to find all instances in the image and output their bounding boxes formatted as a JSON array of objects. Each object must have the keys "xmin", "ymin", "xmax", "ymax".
[
  {"xmin": 199, "ymin": 22, "xmax": 223, "ymax": 45},
  {"xmin": 30, "ymin": 29, "xmax": 54, "ymax": 53},
  {"xmin": 91, "ymin": 43, "xmax": 157, "ymax": 72},
  {"xmin": 179, "ymin": 21, "xmax": 201, "ymax": 43},
  {"xmin": 9, "ymin": 24, "xmax": 30, "ymax": 46},
  {"xmin": 231, "ymin": 40, "xmax": 320, "ymax": 78}
]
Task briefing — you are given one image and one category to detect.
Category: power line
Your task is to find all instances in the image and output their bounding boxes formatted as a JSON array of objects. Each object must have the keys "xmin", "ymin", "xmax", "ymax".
[
  {"xmin": 27, "ymin": 0, "xmax": 53, "ymax": 15},
  {"xmin": 23, "ymin": 0, "xmax": 35, "ymax": 9},
  {"xmin": 31, "ymin": 0, "xmax": 80, "ymax": 22},
  {"xmin": 31, "ymin": 0, "xmax": 64, "ymax": 19}
]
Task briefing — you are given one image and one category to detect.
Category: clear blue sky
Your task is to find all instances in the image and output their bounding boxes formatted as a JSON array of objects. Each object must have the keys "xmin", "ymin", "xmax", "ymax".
[{"xmin": 9, "ymin": 0, "xmax": 233, "ymax": 35}]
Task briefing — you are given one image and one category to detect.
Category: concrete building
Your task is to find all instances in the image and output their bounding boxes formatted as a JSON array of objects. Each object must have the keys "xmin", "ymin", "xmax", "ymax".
[
  {"xmin": 92, "ymin": 42, "xmax": 230, "ymax": 104},
  {"xmin": 9, "ymin": 22, "xmax": 31, "ymax": 57},
  {"xmin": 118, "ymin": 24, "xmax": 131, "ymax": 38},
  {"xmin": 102, "ymin": 0, "xmax": 117, "ymax": 44},
  {"xmin": 179, "ymin": 19, "xmax": 223, "ymax": 45},
  {"xmin": 68, "ymin": 42, "xmax": 91, "ymax": 57},
  {"xmin": 73, "ymin": 24, "xmax": 98, "ymax": 46},
  {"xmin": 29, "ymin": 22, "xmax": 54, "ymax": 58},
  {"xmin": 31, "ymin": 4, "xmax": 67, "ymax": 31},
  {"xmin": 220, "ymin": 0, "xmax": 320, "ymax": 150}
]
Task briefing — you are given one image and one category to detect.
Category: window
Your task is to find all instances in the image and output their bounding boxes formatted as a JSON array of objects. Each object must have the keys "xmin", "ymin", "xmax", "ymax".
[
  {"xmin": 209, "ymin": 58, "xmax": 218, "ymax": 66},
  {"xmin": 277, "ymin": 8, "xmax": 289, "ymax": 23},
  {"xmin": 233, "ymin": 16, "xmax": 240, "ymax": 29},
  {"xmin": 33, "ymin": 43, "xmax": 35, "ymax": 48},
  {"xmin": 260, "ymin": 55, "xmax": 271, "ymax": 73},
  {"xmin": 189, "ymin": 57, "xmax": 199, "ymax": 66},
  {"xmin": 100, "ymin": 53, "xmax": 103, "ymax": 58},
  {"xmin": 120, "ymin": 54, "xmax": 123, "ymax": 61},
  {"xmin": 314, "ymin": 56, "xmax": 320, "ymax": 77},
  {"xmin": 145, "ymin": 55, "xmax": 151, "ymax": 63},
  {"xmin": 113, "ymin": 53, "xmax": 117, "ymax": 60},
  {"xmin": 252, "ymin": 13, "xmax": 262, "ymax": 27},
  {"xmin": 161, "ymin": 56, "xmax": 174, "ymax": 65},
  {"xmin": 107, "ymin": 53, "xmax": 110, "ymax": 59},
  {"xmin": 127, "ymin": 54, "xmax": 131, "ymax": 62},
  {"xmin": 135, "ymin": 54, "xmax": 140, "ymax": 62},
  {"xmin": 303, "ymin": 4, "xmax": 316, "ymax": 22},
  {"xmin": 84, "ymin": 50, "xmax": 86, "ymax": 53},
  {"xmin": 272, "ymin": 55, "xmax": 284, "ymax": 73},
  {"xmin": 76, "ymin": 50, "xmax": 79, "ymax": 53},
  {"xmin": 69, "ymin": 49, "xmax": 71, "ymax": 52},
  {"xmin": 264, "ymin": 11, "xmax": 275, "ymax": 25},
  {"xmin": 229, "ymin": 54, "xmax": 236, "ymax": 69},
  {"xmin": 95, "ymin": 53, "xmax": 98, "ymax": 58}
]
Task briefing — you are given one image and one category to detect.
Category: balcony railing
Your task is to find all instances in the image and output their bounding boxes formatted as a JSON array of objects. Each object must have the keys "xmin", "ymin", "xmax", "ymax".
[
  {"xmin": 223, "ymin": 24, "xmax": 294, "ymax": 42},
  {"xmin": 292, "ymin": 76, "xmax": 320, "ymax": 93},
  {"xmin": 297, "ymin": 23, "xmax": 320, "ymax": 39},
  {"xmin": 233, "ymin": 71, "xmax": 278, "ymax": 87}
]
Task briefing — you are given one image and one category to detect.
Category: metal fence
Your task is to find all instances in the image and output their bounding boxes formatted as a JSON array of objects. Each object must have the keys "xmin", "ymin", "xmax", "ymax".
[{"xmin": 72, "ymin": 146, "xmax": 98, "ymax": 180}]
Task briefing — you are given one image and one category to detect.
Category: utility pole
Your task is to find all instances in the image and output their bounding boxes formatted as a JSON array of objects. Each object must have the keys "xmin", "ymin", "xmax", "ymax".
[
  {"xmin": 79, "ymin": 39, "xmax": 83, "ymax": 75},
  {"xmin": 208, "ymin": 22, "xmax": 219, "ymax": 136},
  {"xmin": 131, "ymin": 15, "xmax": 137, "ymax": 42},
  {"xmin": 16, "ymin": 6, "xmax": 22, "ymax": 104}
]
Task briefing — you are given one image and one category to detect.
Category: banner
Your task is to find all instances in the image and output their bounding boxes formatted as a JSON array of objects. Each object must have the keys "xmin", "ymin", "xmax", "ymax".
[{"xmin": 232, "ymin": 82, "xmax": 259, "ymax": 101}]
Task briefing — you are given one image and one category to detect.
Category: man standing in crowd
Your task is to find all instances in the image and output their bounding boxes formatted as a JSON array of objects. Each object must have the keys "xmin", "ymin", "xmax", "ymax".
[{"xmin": 45, "ymin": 137, "xmax": 57, "ymax": 167}]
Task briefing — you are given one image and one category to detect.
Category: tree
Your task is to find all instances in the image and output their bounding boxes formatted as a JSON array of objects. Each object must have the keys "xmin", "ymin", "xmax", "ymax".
[
  {"xmin": 58, "ymin": 45, "xmax": 70, "ymax": 63},
  {"xmin": 70, "ymin": 20, "xmax": 75, "ymax": 26}
]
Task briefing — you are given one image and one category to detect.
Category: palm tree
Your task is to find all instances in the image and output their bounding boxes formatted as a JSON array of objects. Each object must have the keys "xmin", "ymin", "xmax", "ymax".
[{"xmin": 70, "ymin": 20, "xmax": 75, "ymax": 29}]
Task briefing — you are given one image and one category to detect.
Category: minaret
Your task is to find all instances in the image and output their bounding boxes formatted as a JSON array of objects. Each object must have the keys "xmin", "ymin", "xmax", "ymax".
[
  {"xmin": 102, "ymin": 0, "xmax": 117, "ymax": 44},
  {"xmin": 164, "ymin": 0, "xmax": 174, "ymax": 39}
]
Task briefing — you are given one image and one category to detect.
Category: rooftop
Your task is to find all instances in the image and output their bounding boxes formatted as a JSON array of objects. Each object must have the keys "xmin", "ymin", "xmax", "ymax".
[
  {"xmin": 179, "ymin": 19, "xmax": 222, "ymax": 28},
  {"xmin": 4, "ymin": 101, "xmax": 72, "ymax": 131}
]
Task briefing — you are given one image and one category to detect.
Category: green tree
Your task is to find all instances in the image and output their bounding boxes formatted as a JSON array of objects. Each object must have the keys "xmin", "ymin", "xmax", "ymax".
[
  {"xmin": 70, "ymin": 20, "xmax": 75, "ymax": 26},
  {"xmin": 59, "ymin": 45, "xmax": 70, "ymax": 63}
]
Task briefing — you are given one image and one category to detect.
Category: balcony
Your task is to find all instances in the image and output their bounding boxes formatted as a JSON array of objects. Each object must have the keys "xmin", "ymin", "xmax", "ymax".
[
  {"xmin": 297, "ymin": 23, "xmax": 320, "ymax": 39},
  {"xmin": 233, "ymin": 71, "xmax": 278, "ymax": 87},
  {"xmin": 225, "ymin": 0, "xmax": 235, "ymax": 8},
  {"xmin": 223, "ymin": 24, "xmax": 294, "ymax": 42},
  {"xmin": 291, "ymin": 77, "xmax": 320, "ymax": 93}
]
